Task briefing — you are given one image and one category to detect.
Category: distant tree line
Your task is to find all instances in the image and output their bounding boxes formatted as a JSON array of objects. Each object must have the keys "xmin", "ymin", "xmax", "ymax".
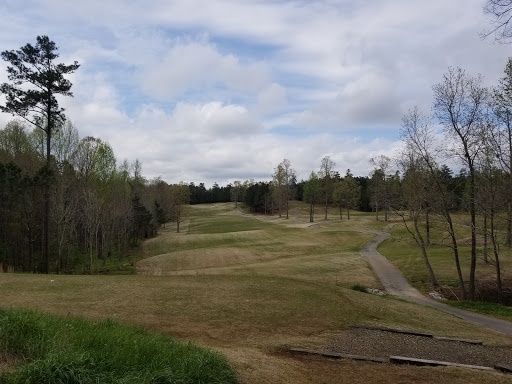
[{"xmin": 234, "ymin": 158, "xmax": 470, "ymax": 220}]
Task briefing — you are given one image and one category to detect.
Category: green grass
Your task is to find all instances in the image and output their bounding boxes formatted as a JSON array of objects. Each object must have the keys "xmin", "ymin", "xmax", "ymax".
[
  {"xmin": 447, "ymin": 301, "xmax": 512, "ymax": 320},
  {"xmin": 139, "ymin": 204, "xmax": 377, "ymax": 287},
  {"xmin": 3, "ymin": 203, "xmax": 512, "ymax": 383},
  {"xmin": 0, "ymin": 308, "xmax": 237, "ymax": 384},
  {"xmin": 377, "ymin": 216, "xmax": 512, "ymax": 293},
  {"xmin": 350, "ymin": 284, "xmax": 369, "ymax": 293},
  {"xmin": 189, "ymin": 214, "xmax": 269, "ymax": 234}
]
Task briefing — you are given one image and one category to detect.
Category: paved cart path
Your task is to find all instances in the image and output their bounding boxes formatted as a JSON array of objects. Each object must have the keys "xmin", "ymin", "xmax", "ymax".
[{"xmin": 361, "ymin": 231, "xmax": 512, "ymax": 336}]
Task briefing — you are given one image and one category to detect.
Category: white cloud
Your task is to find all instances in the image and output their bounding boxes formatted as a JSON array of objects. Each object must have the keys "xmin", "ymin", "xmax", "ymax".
[
  {"xmin": 0, "ymin": 0, "xmax": 510, "ymax": 186},
  {"xmin": 141, "ymin": 38, "xmax": 271, "ymax": 100},
  {"xmin": 255, "ymin": 83, "xmax": 287, "ymax": 116}
]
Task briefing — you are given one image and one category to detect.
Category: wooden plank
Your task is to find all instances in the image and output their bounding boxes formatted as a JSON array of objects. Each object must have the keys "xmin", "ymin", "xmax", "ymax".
[
  {"xmin": 289, "ymin": 348, "xmax": 387, "ymax": 363},
  {"xmin": 494, "ymin": 364, "xmax": 512, "ymax": 374},
  {"xmin": 434, "ymin": 336, "xmax": 483, "ymax": 345},
  {"xmin": 351, "ymin": 325, "xmax": 433, "ymax": 338},
  {"xmin": 327, "ymin": 352, "xmax": 387, "ymax": 363},
  {"xmin": 389, "ymin": 356, "xmax": 493, "ymax": 371}
]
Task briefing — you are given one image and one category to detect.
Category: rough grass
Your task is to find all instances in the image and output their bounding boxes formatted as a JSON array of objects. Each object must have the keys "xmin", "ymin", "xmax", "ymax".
[
  {"xmin": 2, "ymin": 203, "xmax": 512, "ymax": 383},
  {"xmin": 377, "ymin": 215, "xmax": 512, "ymax": 293},
  {"xmin": 448, "ymin": 301, "xmax": 512, "ymax": 320},
  {"xmin": 0, "ymin": 308, "xmax": 237, "ymax": 384}
]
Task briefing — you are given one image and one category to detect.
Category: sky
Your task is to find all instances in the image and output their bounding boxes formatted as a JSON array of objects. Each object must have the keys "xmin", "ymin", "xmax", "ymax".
[{"xmin": 0, "ymin": 0, "xmax": 509, "ymax": 186}]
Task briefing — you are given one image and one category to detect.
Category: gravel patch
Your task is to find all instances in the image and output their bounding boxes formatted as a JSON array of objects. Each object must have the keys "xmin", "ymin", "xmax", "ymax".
[{"xmin": 325, "ymin": 328, "xmax": 512, "ymax": 367}]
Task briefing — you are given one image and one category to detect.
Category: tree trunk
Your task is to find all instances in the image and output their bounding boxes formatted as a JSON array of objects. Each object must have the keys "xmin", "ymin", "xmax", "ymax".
[
  {"xmin": 339, "ymin": 205, "xmax": 342, "ymax": 220},
  {"xmin": 507, "ymin": 117, "xmax": 512, "ymax": 247},
  {"xmin": 176, "ymin": 205, "xmax": 181, "ymax": 233},
  {"xmin": 446, "ymin": 212, "xmax": 466, "ymax": 300},
  {"xmin": 490, "ymin": 211, "xmax": 503, "ymax": 302},
  {"xmin": 309, "ymin": 202, "xmax": 314, "ymax": 223},
  {"xmin": 468, "ymin": 162, "xmax": 477, "ymax": 300},
  {"xmin": 507, "ymin": 201, "xmax": 512, "ymax": 247},
  {"xmin": 347, "ymin": 207, "xmax": 350, "ymax": 220},
  {"xmin": 425, "ymin": 210, "xmax": 430, "ymax": 246},
  {"xmin": 89, "ymin": 230, "xmax": 93, "ymax": 274},
  {"xmin": 413, "ymin": 217, "xmax": 439, "ymax": 288},
  {"xmin": 483, "ymin": 215, "xmax": 488, "ymax": 264},
  {"xmin": 44, "ymin": 93, "xmax": 52, "ymax": 274}
]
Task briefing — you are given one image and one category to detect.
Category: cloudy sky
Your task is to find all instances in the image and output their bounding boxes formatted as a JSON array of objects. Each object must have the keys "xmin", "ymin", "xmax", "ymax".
[{"xmin": 0, "ymin": 0, "xmax": 508, "ymax": 186}]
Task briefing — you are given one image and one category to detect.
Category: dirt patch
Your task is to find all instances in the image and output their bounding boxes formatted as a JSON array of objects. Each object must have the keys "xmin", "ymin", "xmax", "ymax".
[
  {"xmin": 0, "ymin": 356, "xmax": 18, "ymax": 376},
  {"xmin": 325, "ymin": 328, "xmax": 512, "ymax": 367}
]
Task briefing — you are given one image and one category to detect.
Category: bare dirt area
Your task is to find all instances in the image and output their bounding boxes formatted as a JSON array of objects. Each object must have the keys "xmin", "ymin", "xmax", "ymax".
[{"xmin": 325, "ymin": 327, "xmax": 512, "ymax": 367}]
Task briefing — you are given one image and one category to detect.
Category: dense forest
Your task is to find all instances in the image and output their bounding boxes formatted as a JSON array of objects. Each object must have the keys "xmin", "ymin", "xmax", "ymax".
[{"xmin": 0, "ymin": 119, "xmax": 192, "ymax": 274}]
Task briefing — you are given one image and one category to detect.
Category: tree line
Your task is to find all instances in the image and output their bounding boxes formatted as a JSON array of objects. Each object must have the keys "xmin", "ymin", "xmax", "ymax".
[
  {"xmin": 0, "ymin": 119, "xmax": 191, "ymax": 273},
  {"xmin": 0, "ymin": 36, "xmax": 191, "ymax": 274}
]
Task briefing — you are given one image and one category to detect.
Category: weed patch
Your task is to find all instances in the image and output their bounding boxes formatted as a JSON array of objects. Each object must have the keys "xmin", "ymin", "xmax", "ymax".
[{"xmin": 350, "ymin": 284, "xmax": 368, "ymax": 293}]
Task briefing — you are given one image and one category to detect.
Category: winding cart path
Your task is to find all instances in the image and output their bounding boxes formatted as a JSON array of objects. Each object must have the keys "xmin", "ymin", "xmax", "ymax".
[{"xmin": 362, "ymin": 232, "xmax": 512, "ymax": 336}]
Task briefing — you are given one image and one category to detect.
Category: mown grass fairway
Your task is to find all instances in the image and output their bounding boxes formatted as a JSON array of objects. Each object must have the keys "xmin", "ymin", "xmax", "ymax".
[{"xmin": 1, "ymin": 203, "xmax": 512, "ymax": 383}]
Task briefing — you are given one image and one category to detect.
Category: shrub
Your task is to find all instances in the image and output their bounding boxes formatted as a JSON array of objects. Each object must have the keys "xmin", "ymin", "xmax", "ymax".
[{"xmin": 350, "ymin": 284, "xmax": 368, "ymax": 293}]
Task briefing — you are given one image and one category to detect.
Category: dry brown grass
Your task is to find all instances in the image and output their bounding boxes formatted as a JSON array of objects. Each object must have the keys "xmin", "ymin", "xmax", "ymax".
[
  {"xmin": 2, "ymin": 273, "xmax": 512, "ymax": 383},
  {"xmin": 2, "ymin": 203, "xmax": 512, "ymax": 383}
]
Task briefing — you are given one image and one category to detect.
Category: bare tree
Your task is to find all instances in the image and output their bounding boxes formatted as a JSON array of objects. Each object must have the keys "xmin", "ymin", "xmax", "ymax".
[
  {"xmin": 398, "ymin": 150, "xmax": 439, "ymax": 288},
  {"xmin": 476, "ymin": 149, "xmax": 506, "ymax": 300},
  {"xmin": 318, "ymin": 156, "xmax": 336, "ymax": 220},
  {"xmin": 433, "ymin": 67, "xmax": 488, "ymax": 300},
  {"xmin": 490, "ymin": 58, "xmax": 512, "ymax": 246},
  {"xmin": 282, "ymin": 159, "xmax": 295, "ymax": 219},
  {"xmin": 272, "ymin": 162, "xmax": 286, "ymax": 217},
  {"xmin": 231, "ymin": 180, "xmax": 242, "ymax": 209},
  {"xmin": 401, "ymin": 106, "xmax": 467, "ymax": 298},
  {"xmin": 170, "ymin": 182, "xmax": 190, "ymax": 233},
  {"xmin": 483, "ymin": 0, "xmax": 512, "ymax": 42},
  {"xmin": 369, "ymin": 155, "xmax": 393, "ymax": 221}
]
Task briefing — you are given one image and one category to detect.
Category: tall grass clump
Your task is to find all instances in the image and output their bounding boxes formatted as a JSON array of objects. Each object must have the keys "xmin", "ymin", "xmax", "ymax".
[
  {"xmin": 350, "ymin": 284, "xmax": 368, "ymax": 293},
  {"xmin": 0, "ymin": 308, "xmax": 238, "ymax": 384}
]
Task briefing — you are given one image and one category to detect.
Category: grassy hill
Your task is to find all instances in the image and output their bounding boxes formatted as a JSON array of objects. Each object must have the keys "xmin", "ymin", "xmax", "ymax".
[{"xmin": 1, "ymin": 203, "xmax": 511, "ymax": 383}]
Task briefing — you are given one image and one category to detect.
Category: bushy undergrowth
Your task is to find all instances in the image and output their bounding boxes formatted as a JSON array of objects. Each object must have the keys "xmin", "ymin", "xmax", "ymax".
[
  {"xmin": 0, "ymin": 308, "xmax": 238, "ymax": 384},
  {"xmin": 350, "ymin": 284, "xmax": 368, "ymax": 293}
]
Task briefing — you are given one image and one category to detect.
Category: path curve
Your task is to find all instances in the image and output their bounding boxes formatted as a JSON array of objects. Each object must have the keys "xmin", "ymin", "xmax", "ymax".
[{"xmin": 361, "ymin": 231, "xmax": 512, "ymax": 336}]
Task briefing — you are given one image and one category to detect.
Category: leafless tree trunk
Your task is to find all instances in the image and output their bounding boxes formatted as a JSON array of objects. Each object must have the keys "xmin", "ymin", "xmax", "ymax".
[
  {"xmin": 401, "ymin": 106, "xmax": 467, "ymax": 298},
  {"xmin": 433, "ymin": 67, "xmax": 488, "ymax": 300}
]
